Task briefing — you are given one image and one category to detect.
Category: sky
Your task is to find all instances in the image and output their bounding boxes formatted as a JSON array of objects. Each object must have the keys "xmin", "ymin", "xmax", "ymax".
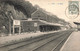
[{"xmin": 26, "ymin": 0, "xmax": 80, "ymax": 26}]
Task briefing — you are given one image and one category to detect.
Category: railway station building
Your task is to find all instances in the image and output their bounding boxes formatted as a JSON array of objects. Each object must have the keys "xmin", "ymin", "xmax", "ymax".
[{"xmin": 2, "ymin": 4, "xmax": 68, "ymax": 35}]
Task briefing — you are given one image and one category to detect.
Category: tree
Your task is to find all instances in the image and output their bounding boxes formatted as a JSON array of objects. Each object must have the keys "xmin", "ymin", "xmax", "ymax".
[{"xmin": 0, "ymin": 0, "xmax": 37, "ymax": 18}]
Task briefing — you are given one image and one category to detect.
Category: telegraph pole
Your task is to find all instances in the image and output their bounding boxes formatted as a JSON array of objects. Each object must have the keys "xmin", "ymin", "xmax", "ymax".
[
  {"xmin": 5, "ymin": 11, "xmax": 12, "ymax": 35},
  {"xmin": 8, "ymin": 11, "xmax": 12, "ymax": 35}
]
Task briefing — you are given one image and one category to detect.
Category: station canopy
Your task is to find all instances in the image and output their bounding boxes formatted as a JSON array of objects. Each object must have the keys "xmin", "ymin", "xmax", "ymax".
[{"xmin": 74, "ymin": 22, "xmax": 80, "ymax": 25}]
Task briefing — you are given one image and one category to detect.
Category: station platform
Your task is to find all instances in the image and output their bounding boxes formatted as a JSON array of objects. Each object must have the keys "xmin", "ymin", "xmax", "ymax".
[
  {"xmin": 60, "ymin": 31, "xmax": 80, "ymax": 51},
  {"xmin": 0, "ymin": 30, "xmax": 62, "ymax": 47}
]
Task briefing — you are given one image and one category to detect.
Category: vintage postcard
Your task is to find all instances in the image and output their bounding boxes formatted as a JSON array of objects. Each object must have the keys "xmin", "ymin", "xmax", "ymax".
[{"xmin": 0, "ymin": 0, "xmax": 80, "ymax": 51}]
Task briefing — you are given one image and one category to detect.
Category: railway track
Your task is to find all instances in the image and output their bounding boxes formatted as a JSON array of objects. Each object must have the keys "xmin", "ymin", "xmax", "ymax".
[
  {"xmin": 0, "ymin": 30, "xmax": 73, "ymax": 51},
  {"xmin": 33, "ymin": 31, "xmax": 72, "ymax": 51}
]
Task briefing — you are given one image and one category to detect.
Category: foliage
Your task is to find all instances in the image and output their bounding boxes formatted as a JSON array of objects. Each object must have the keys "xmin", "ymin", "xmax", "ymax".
[
  {"xmin": 0, "ymin": 0, "xmax": 37, "ymax": 17},
  {"xmin": 0, "ymin": 0, "xmax": 37, "ymax": 34}
]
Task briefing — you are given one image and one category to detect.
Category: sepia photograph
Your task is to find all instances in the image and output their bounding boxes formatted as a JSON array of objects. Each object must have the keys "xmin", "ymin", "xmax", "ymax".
[{"xmin": 0, "ymin": 0, "xmax": 80, "ymax": 51}]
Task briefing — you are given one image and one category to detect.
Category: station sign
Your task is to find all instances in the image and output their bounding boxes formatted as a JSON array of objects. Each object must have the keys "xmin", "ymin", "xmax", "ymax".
[
  {"xmin": 13, "ymin": 20, "xmax": 20, "ymax": 25},
  {"xmin": 34, "ymin": 23, "xmax": 37, "ymax": 27}
]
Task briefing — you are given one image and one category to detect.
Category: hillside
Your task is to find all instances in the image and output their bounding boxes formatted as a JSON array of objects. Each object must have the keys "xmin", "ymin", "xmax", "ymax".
[{"xmin": 0, "ymin": 0, "xmax": 37, "ymax": 34}]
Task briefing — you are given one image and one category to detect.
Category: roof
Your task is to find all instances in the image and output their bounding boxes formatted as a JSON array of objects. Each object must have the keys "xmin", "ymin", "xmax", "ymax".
[
  {"xmin": 31, "ymin": 8, "xmax": 46, "ymax": 16},
  {"xmin": 20, "ymin": 19, "xmax": 63, "ymax": 26}
]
